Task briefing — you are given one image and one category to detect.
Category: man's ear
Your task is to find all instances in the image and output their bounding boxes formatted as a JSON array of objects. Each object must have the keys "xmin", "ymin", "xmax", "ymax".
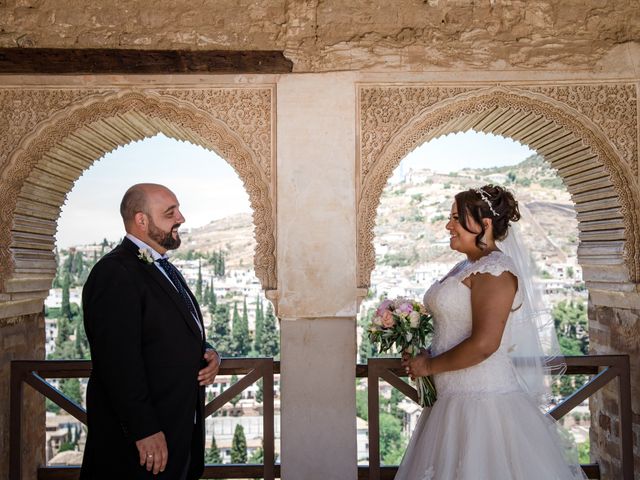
[{"xmin": 134, "ymin": 212, "xmax": 147, "ymax": 230}]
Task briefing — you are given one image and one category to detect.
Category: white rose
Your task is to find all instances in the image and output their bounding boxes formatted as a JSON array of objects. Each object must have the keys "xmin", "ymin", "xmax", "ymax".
[
  {"xmin": 372, "ymin": 316, "xmax": 383, "ymax": 326},
  {"xmin": 409, "ymin": 311, "xmax": 421, "ymax": 328}
]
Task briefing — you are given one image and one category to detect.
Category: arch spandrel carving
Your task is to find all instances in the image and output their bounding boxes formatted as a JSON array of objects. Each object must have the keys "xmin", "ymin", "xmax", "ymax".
[
  {"xmin": 0, "ymin": 88, "xmax": 277, "ymax": 293},
  {"xmin": 357, "ymin": 84, "xmax": 640, "ymax": 289}
]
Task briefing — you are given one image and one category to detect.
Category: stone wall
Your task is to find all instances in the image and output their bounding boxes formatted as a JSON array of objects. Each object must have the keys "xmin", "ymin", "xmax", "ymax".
[
  {"xmin": 0, "ymin": 312, "xmax": 45, "ymax": 480},
  {"xmin": 589, "ymin": 302, "xmax": 640, "ymax": 478},
  {"xmin": 0, "ymin": 1, "xmax": 639, "ymax": 72}
]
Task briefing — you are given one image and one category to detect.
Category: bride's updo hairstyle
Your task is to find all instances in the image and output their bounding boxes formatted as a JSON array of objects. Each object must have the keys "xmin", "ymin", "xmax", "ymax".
[{"xmin": 454, "ymin": 184, "xmax": 521, "ymax": 249}]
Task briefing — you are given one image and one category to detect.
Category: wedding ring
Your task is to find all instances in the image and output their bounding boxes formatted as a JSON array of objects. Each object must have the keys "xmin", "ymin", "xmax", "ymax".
[{"xmin": 147, "ymin": 454, "xmax": 154, "ymax": 458}]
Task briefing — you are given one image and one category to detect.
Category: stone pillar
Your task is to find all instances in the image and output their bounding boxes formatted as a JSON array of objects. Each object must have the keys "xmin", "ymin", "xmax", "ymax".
[
  {"xmin": 276, "ymin": 73, "xmax": 358, "ymax": 480},
  {"xmin": 0, "ymin": 312, "xmax": 46, "ymax": 480},
  {"xmin": 588, "ymin": 300, "xmax": 640, "ymax": 478}
]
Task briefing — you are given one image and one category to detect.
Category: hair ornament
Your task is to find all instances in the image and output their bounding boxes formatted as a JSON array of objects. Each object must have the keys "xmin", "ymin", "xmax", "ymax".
[{"xmin": 475, "ymin": 188, "xmax": 499, "ymax": 217}]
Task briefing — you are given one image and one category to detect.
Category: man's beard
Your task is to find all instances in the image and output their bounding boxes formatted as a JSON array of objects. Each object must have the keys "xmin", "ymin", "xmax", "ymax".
[{"xmin": 148, "ymin": 218, "xmax": 181, "ymax": 250}]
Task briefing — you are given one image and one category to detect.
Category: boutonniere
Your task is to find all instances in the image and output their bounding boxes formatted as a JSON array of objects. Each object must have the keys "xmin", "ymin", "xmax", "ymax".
[{"xmin": 137, "ymin": 248, "xmax": 154, "ymax": 265}]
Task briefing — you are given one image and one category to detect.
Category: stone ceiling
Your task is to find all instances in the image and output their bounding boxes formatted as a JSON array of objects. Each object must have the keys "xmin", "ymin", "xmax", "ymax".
[{"xmin": 1, "ymin": 0, "xmax": 639, "ymax": 72}]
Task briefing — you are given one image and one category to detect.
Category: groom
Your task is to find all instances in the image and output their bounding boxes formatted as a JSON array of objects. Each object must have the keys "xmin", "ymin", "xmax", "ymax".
[{"xmin": 80, "ymin": 183, "xmax": 220, "ymax": 479}]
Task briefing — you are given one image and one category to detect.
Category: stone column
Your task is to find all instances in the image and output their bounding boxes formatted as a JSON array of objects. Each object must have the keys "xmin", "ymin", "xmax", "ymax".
[
  {"xmin": 0, "ymin": 312, "xmax": 46, "ymax": 480},
  {"xmin": 588, "ymin": 300, "xmax": 640, "ymax": 478},
  {"xmin": 276, "ymin": 73, "xmax": 358, "ymax": 480}
]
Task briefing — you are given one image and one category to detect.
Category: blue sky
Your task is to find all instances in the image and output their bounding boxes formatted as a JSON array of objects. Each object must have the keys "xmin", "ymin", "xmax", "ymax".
[{"xmin": 56, "ymin": 131, "xmax": 534, "ymax": 248}]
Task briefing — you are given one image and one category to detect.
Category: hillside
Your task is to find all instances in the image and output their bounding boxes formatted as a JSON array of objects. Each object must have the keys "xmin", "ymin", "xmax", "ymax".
[{"xmin": 180, "ymin": 154, "xmax": 578, "ymax": 273}]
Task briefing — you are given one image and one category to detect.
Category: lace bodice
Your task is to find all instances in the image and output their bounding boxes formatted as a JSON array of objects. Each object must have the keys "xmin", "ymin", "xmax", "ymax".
[{"xmin": 424, "ymin": 251, "xmax": 524, "ymax": 397}]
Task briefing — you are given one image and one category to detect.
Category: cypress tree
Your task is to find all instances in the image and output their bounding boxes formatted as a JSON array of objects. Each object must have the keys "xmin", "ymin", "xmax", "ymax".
[
  {"xmin": 61, "ymin": 272, "xmax": 72, "ymax": 320},
  {"xmin": 230, "ymin": 424, "xmax": 247, "ymax": 464},
  {"xmin": 210, "ymin": 303, "xmax": 231, "ymax": 356},
  {"xmin": 205, "ymin": 430, "xmax": 222, "ymax": 464},
  {"xmin": 231, "ymin": 300, "xmax": 250, "ymax": 357},
  {"xmin": 196, "ymin": 260, "xmax": 203, "ymax": 303},
  {"xmin": 259, "ymin": 303, "xmax": 280, "ymax": 359},
  {"xmin": 253, "ymin": 297, "xmax": 264, "ymax": 354}
]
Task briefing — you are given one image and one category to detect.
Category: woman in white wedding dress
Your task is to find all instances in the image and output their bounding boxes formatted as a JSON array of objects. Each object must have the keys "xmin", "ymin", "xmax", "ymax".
[{"xmin": 397, "ymin": 185, "xmax": 585, "ymax": 480}]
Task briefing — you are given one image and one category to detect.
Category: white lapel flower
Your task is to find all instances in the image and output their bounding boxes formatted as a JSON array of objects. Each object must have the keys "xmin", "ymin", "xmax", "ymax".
[{"xmin": 137, "ymin": 247, "xmax": 154, "ymax": 265}]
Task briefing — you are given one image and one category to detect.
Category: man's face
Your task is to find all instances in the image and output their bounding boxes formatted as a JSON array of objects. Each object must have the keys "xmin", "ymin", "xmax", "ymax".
[{"xmin": 144, "ymin": 188, "xmax": 185, "ymax": 253}]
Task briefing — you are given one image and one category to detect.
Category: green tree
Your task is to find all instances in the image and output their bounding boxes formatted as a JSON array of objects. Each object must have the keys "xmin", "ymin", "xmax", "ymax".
[
  {"xmin": 207, "ymin": 280, "xmax": 217, "ymax": 315},
  {"xmin": 230, "ymin": 374, "xmax": 242, "ymax": 408},
  {"xmin": 355, "ymin": 387, "xmax": 368, "ymax": 421},
  {"xmin": 60, "ymin": 377, "xmax": 83, "ymax": 405},
  {"xmin": 61, "ymin": 272, "xmax": 72, "ymax": 320},
  {"xmin": 195, "ymin": 260, "xmax": 203, "ymax": 303},
  {"xmin": 231, "ymin": 424, "xmax": 247, "ymax": 463},
  {"xmin": 253, "ymin": 296, "xmax": 264, "ymax": 354},
  {"xmin": 205, "ymin": 430, "xmax": 223, "ymax": 464},
  {"xmin": 248, "ymin": 442, "xmax": 264, "ymax": 464},
  {"xmin": 59, "ymin": 439, "xmax": 77, "ymax": 452},
  {"xmin": 255, "ymin": 379, "xmax": 263, "ymax": 403},
  {"xmin": 232, "ymin": 299, "xmax": 251, "ymax": 357},
  {"xmin": 379, "ymin": 412, "xmax": 406, "ymax": 465},
  {"xmin": 553, "ymin": 300, "xmax": 589, "ymax": 356},
  {"xmin": 210, "ymin": 303, "xmax": 232, "ymax": 356},
  {"xmin": 259, "ymin": 303, "xmax": 279, "ymax": 358},
  {"xmin": 100, "ymin": 238, "xmax": 109, "ymax": 256}
]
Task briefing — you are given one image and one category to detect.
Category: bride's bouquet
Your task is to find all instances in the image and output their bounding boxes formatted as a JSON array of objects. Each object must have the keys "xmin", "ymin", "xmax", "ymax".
[{"xmin": 368, "ymin": 297, "xmax": 437, "ymax": 407}]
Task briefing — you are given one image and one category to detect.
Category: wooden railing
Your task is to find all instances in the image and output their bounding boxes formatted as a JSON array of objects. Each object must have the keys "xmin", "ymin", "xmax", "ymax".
[
  {"xmin": 10, "ymin": 358, "xmax": 280, "ymax": 480},
  {"xmin": 11, "ymin": 355, "xmax": 634, "ymax": 480},
  {"xmin": 360, "ymin": 355, "xmax": 634, "ymax": 480}
]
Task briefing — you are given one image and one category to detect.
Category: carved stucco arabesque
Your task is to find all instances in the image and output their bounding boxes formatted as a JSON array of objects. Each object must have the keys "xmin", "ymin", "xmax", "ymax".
[
  {"xmin": 358, "ymin": 84, "xmax": 639, "ymax": 289},
  {"xmin": 0, "ymin": 87, "xmax": 277, "ymax": 292}
]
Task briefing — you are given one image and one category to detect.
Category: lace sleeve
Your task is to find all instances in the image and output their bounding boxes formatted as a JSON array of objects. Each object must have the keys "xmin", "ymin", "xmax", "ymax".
[
  {"xmin": 463, "ymin": 252, "xmax": 517, "ymax": 277},
  {"xmin": 462, "ymin": 252, "xmax": 523, "ymax": 308}
]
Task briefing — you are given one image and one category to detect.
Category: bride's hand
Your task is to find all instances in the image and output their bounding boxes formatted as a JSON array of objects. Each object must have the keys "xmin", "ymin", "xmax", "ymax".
[{"xmin": 402, "ymin": 350, "xmax": 432, "ymax": 380}]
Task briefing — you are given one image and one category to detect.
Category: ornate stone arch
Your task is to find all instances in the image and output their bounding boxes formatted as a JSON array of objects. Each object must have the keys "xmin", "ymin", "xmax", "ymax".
[
  {"xmin": 357, "ymin": 84, "xmax": 639, "ymax": 289},
  {"xmin": 0, "ymin": 88, "xmax": 277, "ymax": 296}
]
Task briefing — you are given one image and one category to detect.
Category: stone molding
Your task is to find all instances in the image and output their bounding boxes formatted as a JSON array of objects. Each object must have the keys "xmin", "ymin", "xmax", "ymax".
[
  {"xmin": 0, "ymin": 87, "xmax": 277, "ymax": 298},
  {"xmin": 357, "ymin": 84, "xmax": 640, "ymax": 289}
]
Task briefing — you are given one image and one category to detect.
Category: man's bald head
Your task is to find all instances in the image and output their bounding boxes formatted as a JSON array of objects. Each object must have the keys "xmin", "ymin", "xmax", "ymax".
[
  {"xmin": 121, "ymin": 183, "xmax": 152, "ymax": 225},
  {"xmin": 120, "ymin": 183, "xmax": 176, "ymax": 224},
  {"xmin": 120, "ymin": 183, "xmax": 184, "ymax": 252}
]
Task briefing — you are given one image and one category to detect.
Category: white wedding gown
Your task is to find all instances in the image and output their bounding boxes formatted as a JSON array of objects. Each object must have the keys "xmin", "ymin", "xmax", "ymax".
[{"xmin": 395, "ymin": 251, "xmax": 586, "ymax": 480}]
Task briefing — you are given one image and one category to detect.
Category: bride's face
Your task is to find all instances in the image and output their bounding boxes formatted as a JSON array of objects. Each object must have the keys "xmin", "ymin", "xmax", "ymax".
[{"xmin": 446, "ymin": 202, "xmax": 482, "ymax": 255}]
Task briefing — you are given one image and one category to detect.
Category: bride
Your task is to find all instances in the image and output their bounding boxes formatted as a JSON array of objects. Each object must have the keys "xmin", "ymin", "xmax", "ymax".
[{"xmin": 397, "ymin": 185, "xmax": 586, "ymax": 480}]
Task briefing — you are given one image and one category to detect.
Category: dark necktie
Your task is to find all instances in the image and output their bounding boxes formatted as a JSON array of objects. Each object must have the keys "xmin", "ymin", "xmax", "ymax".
[{"xmin": 156, "ymin": 258, "xmax": 203, "ymax": 337}]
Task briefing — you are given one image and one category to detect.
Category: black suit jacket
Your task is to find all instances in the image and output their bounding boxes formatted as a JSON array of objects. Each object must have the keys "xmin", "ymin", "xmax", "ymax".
[{"xmin": 80, "ymin": 237, "xmax": 210, "ymax": 480}]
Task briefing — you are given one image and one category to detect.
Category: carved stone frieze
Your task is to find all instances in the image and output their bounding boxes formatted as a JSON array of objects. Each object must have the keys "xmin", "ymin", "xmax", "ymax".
[
  {"xmin": 528, "ymin": 84, "xmax": 638, "ymax": 177},
  {"xmin": 0, "ymin": 87, "xmax": 276, "ymax": 292},
  {"xmin": 359, "ymin": 86, "xmax": 479, "ymax": 179},
  {"xmin": 156, "ymin": 88, "xmax": 274, "ymax": 182},
  {"xmin": 358, "ymin": 84, "xmax": 640, "ymax": 289}
]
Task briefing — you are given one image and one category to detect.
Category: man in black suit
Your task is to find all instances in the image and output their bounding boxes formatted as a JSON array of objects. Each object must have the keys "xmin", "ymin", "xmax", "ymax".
[{"xmin": 80, "ymin": 183, "xmax": 220, "ymax": 479}]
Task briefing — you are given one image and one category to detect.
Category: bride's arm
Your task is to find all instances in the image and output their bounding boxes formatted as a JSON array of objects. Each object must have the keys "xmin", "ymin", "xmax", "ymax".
[{"xmin": 404, "ymin": 271, "xmax": 517, "ymax": 377}]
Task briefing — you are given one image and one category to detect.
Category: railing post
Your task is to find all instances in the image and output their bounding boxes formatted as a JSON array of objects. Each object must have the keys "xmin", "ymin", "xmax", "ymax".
[
  {"xmin": 617, "ymin": 356, "xmax": 634, "ymax": 480},
  {"xmin": 262, "ymin": 358, "xmax": 275, "ymax": 480},
  {"xmin": 367, "ymin": 360, "xmax": 380, "ymax": 480},
  {"xmin": 9, "ymin": 362, "xmax": 24, "ymax": 480}
]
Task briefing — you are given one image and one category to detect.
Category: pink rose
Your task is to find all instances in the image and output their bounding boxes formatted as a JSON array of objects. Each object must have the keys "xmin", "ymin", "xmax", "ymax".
[
  {"xmin": 398, "ymin": 302, "xmax": 413, "ymax": 314},
  {"xmin": 376, "ymin": 299, "xmax": 393, "ymax": 317},
  {"xmin": 381, "ymin": 310, "xmax": 395, "ymax": 328}
]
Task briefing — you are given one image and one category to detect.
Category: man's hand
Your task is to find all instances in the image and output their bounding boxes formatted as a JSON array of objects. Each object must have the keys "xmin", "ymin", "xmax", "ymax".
[
  {"xmin": 198, "ymin": 349, "xmax": 221, "ymax": 386},
  {"xmin": 135, "ymin": 431, "xmax": 167, "ymax": 474}
]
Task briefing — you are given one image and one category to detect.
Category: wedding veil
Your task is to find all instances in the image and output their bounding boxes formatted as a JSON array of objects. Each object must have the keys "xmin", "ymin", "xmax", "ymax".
[{"xmin": 497, "ymin": 222, "xmax": 566, "ymax": 408}]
